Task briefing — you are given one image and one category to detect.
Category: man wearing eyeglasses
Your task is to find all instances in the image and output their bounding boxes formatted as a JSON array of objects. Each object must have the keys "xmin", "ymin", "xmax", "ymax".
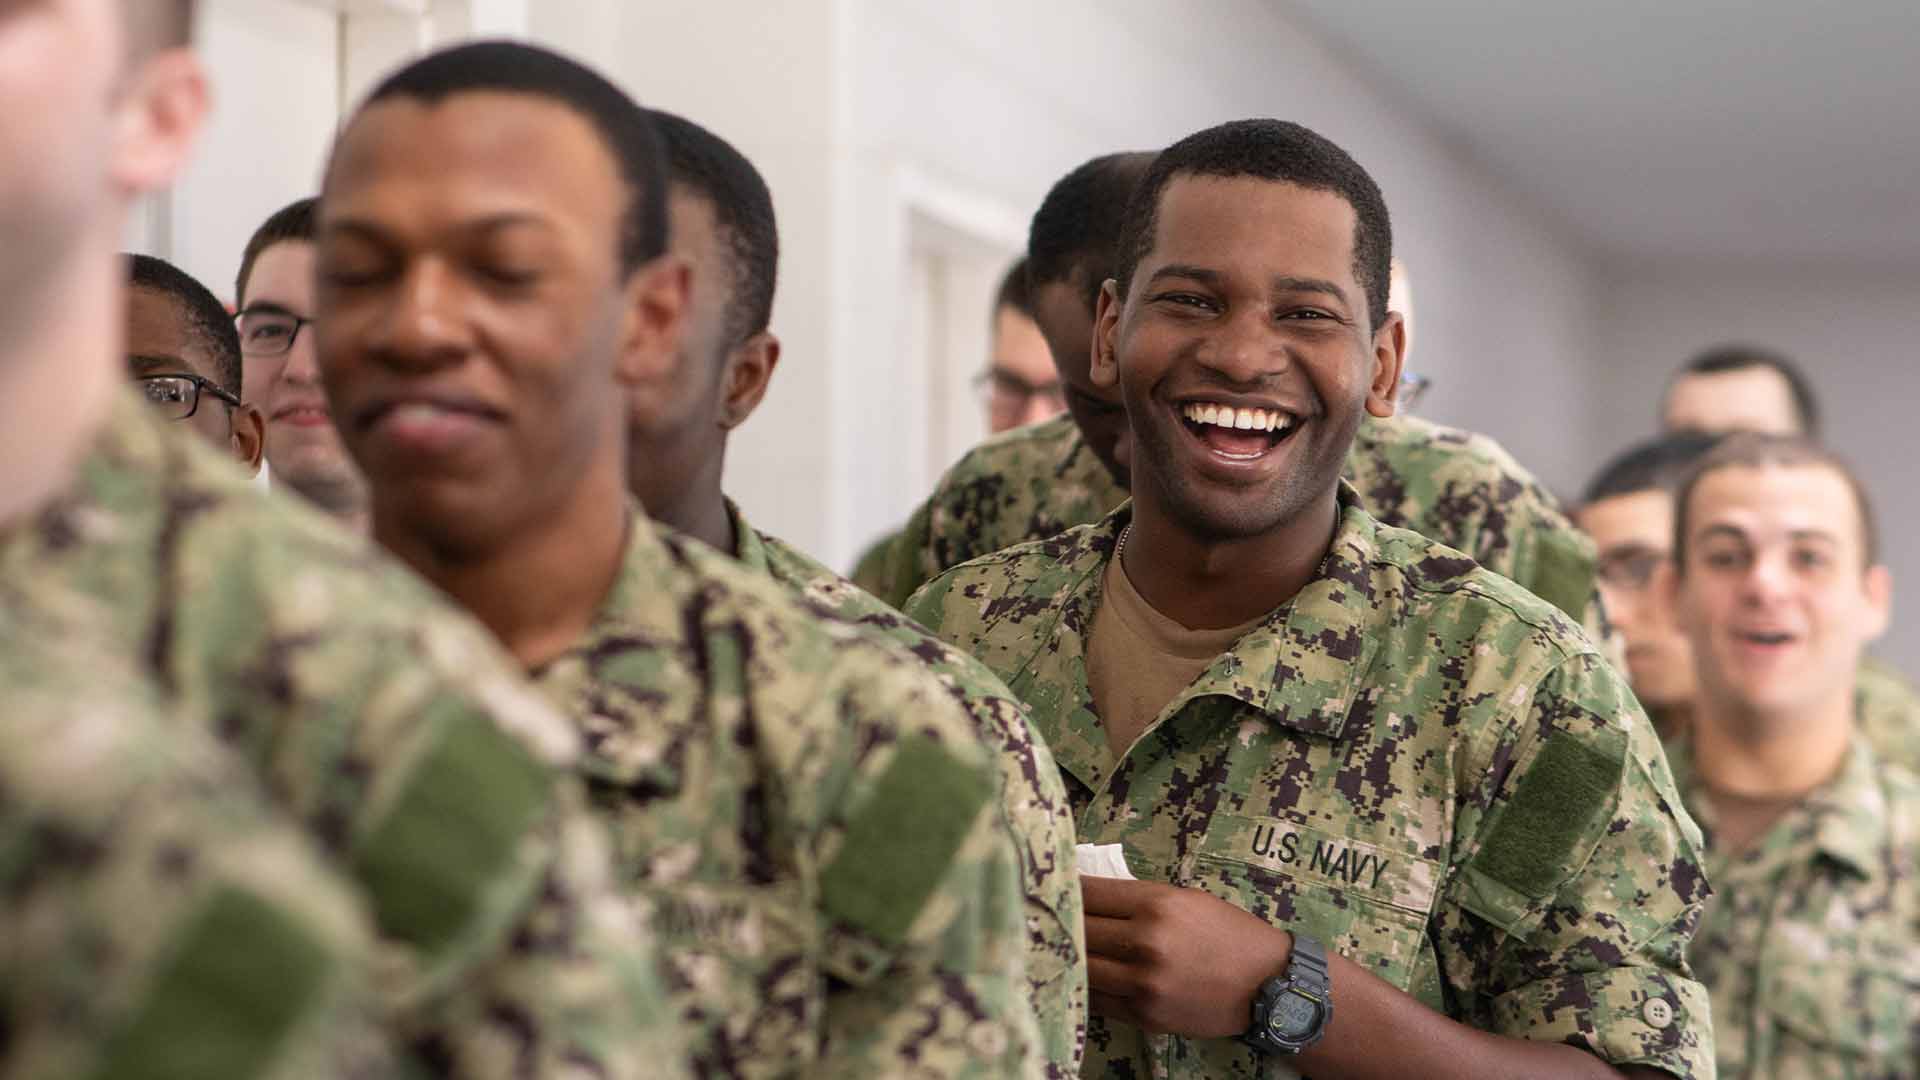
[
  {"xmin": 124, "ymin": 253, "xmax": 264, "ymax": 472},
  {"xmin": 234, "ymin": 196, "xmax": 369, "ymax": 529},
  {"xmin": 976, "ymin": 257, "xmax": 1067, "ymax": 434}
]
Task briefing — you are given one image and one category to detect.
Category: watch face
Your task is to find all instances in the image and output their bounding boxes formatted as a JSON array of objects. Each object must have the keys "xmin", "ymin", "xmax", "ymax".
[{"xmin": 1269, "ymin": 989, "xmax": 1323, "ymax": 1040}]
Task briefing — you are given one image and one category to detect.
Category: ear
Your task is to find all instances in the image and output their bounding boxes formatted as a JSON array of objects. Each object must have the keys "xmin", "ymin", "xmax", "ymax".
[
  {"xmin": 1363, "ymin": 312, "xmax": 1407, "ymax": 419},
  {"xmin": 109, "ymin": 49, "xmax": 208, "ymax": 198},
  {"xmin": 616, "ymin": 254, "xmax": 691, "ymax": 387},
  {"xmin": 1090, "ymin": 278, "xmax": 1123, "ymax": 391},
  {"xmin": 228, "ymin": 402, "xmax": 266, "ymax": 476},
  {"xmin": 718, "ymin": 331, "xmax": 781, "ymax": 431},
  {"xmin": 1862, "ymin": 564, "xmax": 1894, "ymax": 642}
]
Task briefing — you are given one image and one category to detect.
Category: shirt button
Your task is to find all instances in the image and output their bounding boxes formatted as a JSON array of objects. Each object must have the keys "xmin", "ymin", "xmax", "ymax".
[
  {"xmin": 1642, "ymin": 998, "xmax": 1674, "ymax": 1029},
  {"xmin": 967, "ymin": 1020, "xmax": 1008, "ymax": 1058}
]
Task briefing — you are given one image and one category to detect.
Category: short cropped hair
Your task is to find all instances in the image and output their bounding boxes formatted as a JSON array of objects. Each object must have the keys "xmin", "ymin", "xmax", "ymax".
[
  {"xmin": 995, "ymin": 256, "xmax": 1034, "ymax": 320},
  {"xmin": 235, "ymin": 196, "xmax": 316, "ymax": 305},
  {"xmin": 1114, "ymin": 120, "xmax": 1393, "ymax": 330},
  {"xmin": 126, "ymin": 0, "xmax": 195, "ymax": 58},
  {"xmin": 1670, "ymin": 344, "xmax": 1820, "ymax": 437},
  {"xmin": 128, "ymin": 253, "xmax": 243, "ymax": 397},
  {"xmin": 356, "ymin": 41, "xmax": 667, "ymax": 276},
  {"xmin": 1026, "ymin": 152, "xmax": 1155, "ymax": 310},
  {"xmin": 1581, "ymin": 431, "xmax": 1722, "ymax": 505},
  {"xmin": 1673, "ymin": 433, "xmax": 1879, "ymax": 569},
  {"xmin": 648, "ymin": 109, "xmax": 777, "ymax": 348}
]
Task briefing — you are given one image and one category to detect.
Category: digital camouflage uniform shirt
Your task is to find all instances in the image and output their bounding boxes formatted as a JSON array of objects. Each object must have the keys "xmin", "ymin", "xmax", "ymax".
[
  {"xmin": 0, "ymin": 393, "xmax": 678, "ymax": 1078},
  {"xmin": 529, "ymin": 508, "xmax": 1043, "ymax": 1077},
  {"xmin": 726, "ymin": 499, "xmax": 1087, "ymax": 1076},
  {"xmin": 1, "ymin": 622, "xmax": 396, "ymax": 1080},
  {"xmin": 1670, "ymin": 736, "xmax": 1920, "ymax": 1079},
  {"xmin": 876, "ymin": 413, "xmax": 1600, "ymax": 633},
  {"xmin": 1856, "ymin": 658, "xmax": 1920, "ymax": 773},
  {"xmin": 906, "ymin": 486, "xmax": 1714, "ymax": 1080}
]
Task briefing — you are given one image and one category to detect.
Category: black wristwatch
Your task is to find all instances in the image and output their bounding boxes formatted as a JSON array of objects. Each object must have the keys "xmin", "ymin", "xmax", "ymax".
[{"xmin": 1242, "ymin": 933, "xmax": 1332, "ymax": 1056}]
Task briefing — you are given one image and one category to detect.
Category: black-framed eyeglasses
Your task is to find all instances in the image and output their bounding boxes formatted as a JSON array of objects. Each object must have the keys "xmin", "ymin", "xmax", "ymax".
[
  {"xmin": 1398, "ymin": 371, "xmax": 1433, "ymax": 414},
  {"xmin": 134, "ymin": 373, "xmax": 241, "ymax": 421},
  {"xmin": 974, "ymin": 368, "xmax": 1066, "ymax": 413},
  {"xmin": 235, "ymin": 306, "xmax": 314, "ymax": 358}
]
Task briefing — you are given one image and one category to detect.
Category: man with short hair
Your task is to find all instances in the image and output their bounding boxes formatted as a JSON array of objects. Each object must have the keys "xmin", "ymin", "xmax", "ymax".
[
  {"xmin": 980, "ymin": 256, "xmax": 1065, "ymax": 433},
  {"xmin": 314, "ymin": 42, "xmax": 1039, "ymax": 1077},
  {"xmin": 631, "ymin": 107, "xmax": 1085, "ymax": 1074},
  {"xmin": 235, "ymin": 196, "xmax": 369, "ymax": 527},
  {"xmin": 1576, "ymin": 432, "xmax": 1720, "ymax": 739},
  {"xmin": 1661, "ymin": 344, "xmax": 1817, "ymax": 438},
  {"xmin": 876, "ymin": 151, "xmax": 1601, "ymax": 631},
  {"xmin": 125, "ymin": 252, "xmax": 264, "ymax": 470},
  {"xmin": 909, "ymin": 119, "xmax": 1710, "ymax": 1079},
  {"xmin": 1660, "ymin": 433, "xmax": 1919, "ymax": 1077},
  {"xmin": 0, "ymin": 6, "xmax": 674, "ymax": 1075}
]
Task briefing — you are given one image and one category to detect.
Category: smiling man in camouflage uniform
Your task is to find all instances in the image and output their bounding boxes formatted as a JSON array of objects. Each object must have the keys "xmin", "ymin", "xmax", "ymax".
[
  {"xmin": 1662, "ymin": 434, "xmax": 1920, "ymax": 1078},
  {"xmin": 0, "ymin": 4, "xmax": 676, "ymax": 1076},
  {"xmin": 873, "ymin": 152, "xmax": 1600, "ymax": 636},
  {"xmin": 908, "ymin": 119, "xmax": 1711, "ymax": 1079},
  {"xmin": 314, "ymin": 43, "xmax": 1039, "ymax": 1076}
]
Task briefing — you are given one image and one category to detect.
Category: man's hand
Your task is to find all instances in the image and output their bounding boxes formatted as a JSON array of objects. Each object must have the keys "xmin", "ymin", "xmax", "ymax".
[{"xmin": 1083, "ymin": 876, "xmax": 1294, "ymax": 1038}]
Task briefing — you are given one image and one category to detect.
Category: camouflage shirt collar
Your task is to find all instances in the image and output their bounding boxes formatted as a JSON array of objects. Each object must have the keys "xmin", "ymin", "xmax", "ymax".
[
  {"xmin": 724, "ymin": 497, "xmax": 773, "ymax": 576},
  {"xmin": 1670, "ymin": 732, "xmax": 1889, "ymax": 881},
  {"xmin": 1034, "ymin": 480, "xmax": 1383, "ymax": 742},
  {"xmin": 573, "ymin": 503, "xmax": 686, "ymax": 646}
]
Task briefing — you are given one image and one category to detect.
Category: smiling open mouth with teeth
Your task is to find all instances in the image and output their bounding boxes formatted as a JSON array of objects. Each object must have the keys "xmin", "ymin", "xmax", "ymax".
[{"xmin": 1179, "ymin": 401, "xmax": 1298, "ymax": 459}]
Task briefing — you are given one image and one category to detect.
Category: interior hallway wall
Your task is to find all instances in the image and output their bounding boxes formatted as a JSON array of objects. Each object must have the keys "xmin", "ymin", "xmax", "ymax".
[
  {"xmin": 1594, "ymin": 262, "xmax": 1920, "ymax": 668},
  {"xmin": 580, "ymin": 1, "xmax": 1606, "ymax": 565}
]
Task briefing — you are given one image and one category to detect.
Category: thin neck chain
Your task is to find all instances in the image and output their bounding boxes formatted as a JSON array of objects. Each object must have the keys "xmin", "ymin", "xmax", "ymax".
[{"xmin": 1115, "ymin": 523, "xmax": 1132, "ymax": 566}]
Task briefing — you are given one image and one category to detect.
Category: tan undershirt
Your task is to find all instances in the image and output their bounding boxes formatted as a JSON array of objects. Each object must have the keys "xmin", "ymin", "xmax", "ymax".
[
  {"xmin": 1086, "ymin": 552, "xmax": 1269, "ymax": 760},
  {"xmin": 1701, "ymin": 785, "xmax": 1803, "ymax": 855}
]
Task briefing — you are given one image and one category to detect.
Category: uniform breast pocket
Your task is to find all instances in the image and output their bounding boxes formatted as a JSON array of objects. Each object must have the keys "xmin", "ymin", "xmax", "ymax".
[
  {"xmin": 1764, "ymin": 946, "xmax": 1920, "ymax": 1078},
  {"xmin": 644, "ymin": 878, "xmax": 822, "ymax": 1071},
  {"xmin": 1179, "ymin": 815, "xmax": 1443, "ymax": 997}
]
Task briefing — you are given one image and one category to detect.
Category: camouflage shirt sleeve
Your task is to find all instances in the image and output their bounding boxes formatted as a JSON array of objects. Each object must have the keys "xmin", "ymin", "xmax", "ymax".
[
  {"xmin": 0, "ymin": 635, "xmax": 395, "ymax": 1080},
  {"xmin": 1438, "ymin": 651, "xmax": 1713, "ymax": 1079}
]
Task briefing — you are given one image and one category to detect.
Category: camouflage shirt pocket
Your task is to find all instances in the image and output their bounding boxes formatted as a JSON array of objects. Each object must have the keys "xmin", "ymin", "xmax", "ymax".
[
  {"xmin": 1179, "ymin": 815, "xmax": 1443, "ymax": 996},
  {"xmin": 644, "ymin": 878, "xmax": 822, "ymax": 1073}
]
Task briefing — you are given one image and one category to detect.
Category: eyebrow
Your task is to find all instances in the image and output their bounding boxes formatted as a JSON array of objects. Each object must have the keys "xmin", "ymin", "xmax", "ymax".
[
  {"xmin": 321, "ymin": 211, "xmax": 556, "ymax": 246},
  {"xmin": 235, "ymin": 300, "xmax": 299, "ymax": 318},
  {"xmin": 1145, "ymin": 264, "xmax": 1352, "ymax": 304},
  {"xmin": 1697, "ymin": 523, "xmax": 1842, "ymax": 547},
  {"xmin": 127, "ymin": 353, "xmax": 189, "ymax": 374}
]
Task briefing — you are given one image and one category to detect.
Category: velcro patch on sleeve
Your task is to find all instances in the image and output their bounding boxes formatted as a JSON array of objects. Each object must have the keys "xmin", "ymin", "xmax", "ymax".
[
  {"xmin": 1470, "ymin": 730, "xmax": 1623, "ymax": 906},
  {"xmin": 350, "ymin": 703, "xmax": 552, "ymax": 957},
  {"xmin": 820, "ymin": 734, "xmax": 994, "ymax": 946},
  {"xmin": 1529, "ymin": 533, "xmax": 1599, "ymax": 624},
  {"xmin": 89, "ymin": 887, "xmax": 335, "ymax": 1080}
]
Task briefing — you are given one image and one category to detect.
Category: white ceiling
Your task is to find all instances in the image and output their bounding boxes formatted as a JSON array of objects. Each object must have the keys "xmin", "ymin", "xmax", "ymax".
[{"xmin": 1281, "ymin": 0, "xmax": 1920, "ymax": 266}]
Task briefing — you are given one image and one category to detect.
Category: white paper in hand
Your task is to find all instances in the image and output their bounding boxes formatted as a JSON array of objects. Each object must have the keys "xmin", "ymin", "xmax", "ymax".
[{"xmin": 1075, "ymin": 843, "xmax": 1136, "ymax": 880}]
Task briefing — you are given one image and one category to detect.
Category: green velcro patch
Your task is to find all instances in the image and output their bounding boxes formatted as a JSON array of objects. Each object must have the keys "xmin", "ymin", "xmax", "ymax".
[
  {"xmin": 88, "ymin": 887, "xmax": 334, "ymax": 1080},
  {"xmin": 820, "ymin": 734, "xmax": 994, "ymax": 946},
  {"xmin": 350, "ymin": 704, "xmax": 552, "ymax": 957},
  {"xmin": 1529, "ymin": 533, "xmax": 1598, "ymax": 624},
  {"xmin": 1471, "ymin": 731, "xmax": 1623, "ymax": 901}
]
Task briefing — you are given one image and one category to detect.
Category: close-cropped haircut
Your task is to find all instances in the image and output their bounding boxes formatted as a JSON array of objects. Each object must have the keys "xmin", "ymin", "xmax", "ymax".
[
  {"xmin": 1114, "ymin": 119, "xmax": 1393, "ymax": 330},
  {"xmin": 354, "ymin": 41, "xmax": 668, "ymax": 276},
  {"xmin": 1581, "ymin": 431, "xmax": 1722, "ymax": 505},
  {"xmin": 1026, "ymin": 152, "xmax": 1155, "ymax": 310},
  {"xmin": 1673, "ymin": 433, "xmax": 1879, "ymax": 570},
  {"xmin": 235, "ymin": 196, "xmax": 317, "ymax": 305},
  {"xmin": 125, "ymin": 0, "xmax": 195, "ymax": 59},
  {"xmin": 127, "ymin": 253, "xmax": 244, "ymax": 398},
  {"xmin": 1671, "ymin": 344, "xmax": 1820, "ymax": 437},
  {"xmin": 995, "ymin": 257, "xmax": 1034, "ymax": 320},
  {"xmin": 648, "ymin": 109, "xmax": 777, "ymax": 348}
]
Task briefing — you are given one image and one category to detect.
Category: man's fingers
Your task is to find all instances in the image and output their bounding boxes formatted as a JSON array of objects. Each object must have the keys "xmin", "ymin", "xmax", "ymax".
[
  {"xmin": 1081, "ymin": 873, "xmax": 1153, "ymax": 916},
  {"xmin": 1089, "ymin": 990, "xmax": 1142, "ymax": 1028},
  {"xmin": 1086, "ymin": 954, "xmax": 1140, "ymax": 997},
  {"xmin": 1084, "ymin": 913, "xmax": 1141, "ymax": 959}
]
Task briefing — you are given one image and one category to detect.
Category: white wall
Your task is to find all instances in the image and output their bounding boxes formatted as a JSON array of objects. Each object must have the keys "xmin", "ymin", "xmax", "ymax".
[
  {"xmin": 1594, "ymin": 262, "xmax": 1920, "ymax": 668},
  {"xmin": 822, "ymin": 1, "xmax": 1605, "ymax": 565}
]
